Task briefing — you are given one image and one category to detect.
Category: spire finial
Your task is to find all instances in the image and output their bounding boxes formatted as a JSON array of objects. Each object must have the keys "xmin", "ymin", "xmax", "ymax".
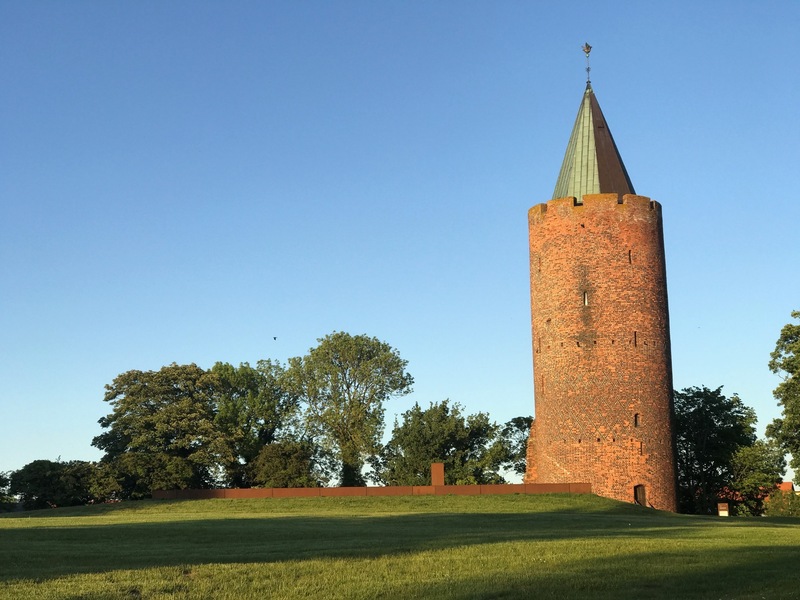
[{"xmin": 582, "ymin": 43, "xmax": 592, "ymax": 84}]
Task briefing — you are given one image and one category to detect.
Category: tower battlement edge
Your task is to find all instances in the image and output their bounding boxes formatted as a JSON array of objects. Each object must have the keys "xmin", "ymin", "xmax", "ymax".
[{"xmin": 528, "ymin": 194, "xmax": 661, "ymax": 225}]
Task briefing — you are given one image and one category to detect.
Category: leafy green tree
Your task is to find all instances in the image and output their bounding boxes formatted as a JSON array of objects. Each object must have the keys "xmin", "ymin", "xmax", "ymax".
[
  {"xmin": 11, "ymin": 460, "xmax": 65, "ymax": 509},
  {"xmin": 499, "ymin": 416, "xmax": 533, "ymax": 476},
  {"xmin": 287, "ymin": 332, "xmax": 413, "ymax": 486},
  {"xmin": 765, "ymin": 487, "xmax": 800, "ymax": 516},
  {"xmin": 88, "ymin": 461, "xmax": 123, "ymax": 501},
  {"xmin": 379, "ymin": 400, "xmax": 507, "ymax": 485},
  {"xmin": 0, "ymin": 471, "xmax": 15, "ymax": 512},
  {"xmin": 211, "ymin": 360, "xmax": 300, "ymax": 487},
  {"xmin": 248, "ymin": 440, "xmax": 320, "ymax": 488},
  {"xmin": 766, "ymin": 310, "xmax": 800, "ymax": 475},
  {"xmin": 9, "ymin": 460, "xmax": 100, "ymax": 510},
  {"xmin": 730, "ymin": 440, "xmax": 786, "ymax": 516},
  {"xmin": 92, "ymin": 364, "xmax": 233, "ymax": 498},
  {"xmin": 674, "ymin": 386, "xmax": 757, "ymax": 514}
]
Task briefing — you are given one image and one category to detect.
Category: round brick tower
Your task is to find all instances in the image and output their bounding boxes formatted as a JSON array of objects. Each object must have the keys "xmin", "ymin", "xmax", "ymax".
[{"xmin": 524, "ymin": 81, "xmax": 678, "ymax": 512}]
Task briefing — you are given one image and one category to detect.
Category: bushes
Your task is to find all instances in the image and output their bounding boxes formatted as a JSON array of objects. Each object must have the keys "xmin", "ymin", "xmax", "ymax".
[{"xmin": 765, "ymin": 489, "xmax": 800, "ymax": 516}]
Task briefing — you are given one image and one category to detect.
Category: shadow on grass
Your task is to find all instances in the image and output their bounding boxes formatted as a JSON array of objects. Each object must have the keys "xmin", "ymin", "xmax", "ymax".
[
  {"xmin": 0, "ymin": 504, "xmax": 795, "ymax": 576},
  {"xmin": 3, "ymin": 496, "xmax": 800, "ymax": 598},
  {"xmin": 385, "ymin": 541, "xmax": 800, "ymax": 600}
]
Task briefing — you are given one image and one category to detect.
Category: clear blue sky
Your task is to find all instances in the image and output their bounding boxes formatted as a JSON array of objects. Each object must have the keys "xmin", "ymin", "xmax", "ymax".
[{"xmin": 2, "ymin": 2, "xmax": 798, "ymax": 476}]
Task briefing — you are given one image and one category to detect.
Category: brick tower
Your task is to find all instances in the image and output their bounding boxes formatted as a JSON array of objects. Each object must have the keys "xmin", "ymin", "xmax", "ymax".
[{"xmin": 524, "ymin": 77, "xmax": 678, "ymax": 511}]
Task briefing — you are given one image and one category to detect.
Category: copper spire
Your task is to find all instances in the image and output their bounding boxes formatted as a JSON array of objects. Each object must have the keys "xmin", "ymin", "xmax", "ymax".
[{"xmin": 552, "ymin": 46, "xmax": 635, "ymax": 200}]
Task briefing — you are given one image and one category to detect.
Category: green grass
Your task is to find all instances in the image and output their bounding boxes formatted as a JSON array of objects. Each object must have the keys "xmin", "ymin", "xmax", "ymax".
[{"xmin": 2, "ymin": 494, "xmax": 800, "ymax": 599}]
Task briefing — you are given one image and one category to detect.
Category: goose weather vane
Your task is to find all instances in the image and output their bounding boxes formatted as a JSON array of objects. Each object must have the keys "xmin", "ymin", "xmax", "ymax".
[{"xmin": 583, "ymin": 42, "xmax": 592, "ymax": 84}]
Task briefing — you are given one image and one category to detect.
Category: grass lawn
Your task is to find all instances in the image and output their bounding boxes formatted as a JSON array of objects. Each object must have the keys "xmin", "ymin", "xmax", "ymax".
[{"xmin": 2, "ymin": 493, "xmax": 800, "ymax": 599}]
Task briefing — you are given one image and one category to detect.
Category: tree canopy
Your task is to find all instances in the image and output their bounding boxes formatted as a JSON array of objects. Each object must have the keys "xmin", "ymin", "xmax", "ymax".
[
  {"xmin": 248, "ymin": 440, "xmax": 320, "ymax": 488},
  {"xmin": 499, "ymin": 416, "xmax": 533, "ymax": 476},
  {"xmin": 765, "ymin": 487, "xmax": 800, "ymax": 516},
  {"xmin": 92, "ymin": 363, "xmax": 233, "ymax": 497},
  {"xmin": 211, "ymin": 360, "xmax": 300, "ymax": 487},
  {"xmin": 0, "ymin": 472, "xmax": 15, "ymax": 512},
  {"xmin": 730, "ymin": 440, "xmax": 786, "ymax": 515},
  {"xmin": 9, "ymin": 460, "xmax": 98, "ymax": 510},
  {"xmin": 674, "ymin": 386, "xmax": 757, "ymax": 514},
  {"xmin": 378, "ymin": 400, "xmax": 507, "ymax": 485},
  {"xmin": 287, "ymin": 332, "xmax": 413, "ymax": 486},
  {"xmin": 766, "ymin": 310, "xmax": 800, "ymax": 475}
]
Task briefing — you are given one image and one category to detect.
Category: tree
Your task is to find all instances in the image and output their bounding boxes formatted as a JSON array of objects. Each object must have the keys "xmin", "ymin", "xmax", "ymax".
[
  {"xmin": 0, "ymin": 471, "xmax": 15, "ymax": 512},
  {"xmin": 287, "ymin": 332, "xmax": 413, "ymax": 486},
  {"xmin": 765, "ymin": 487, "xmax": 800, "ymax": 516},
  {"xmin": 730, "ymin": 440, "xmax": 786, "ymax": 516},
  {"xmin": 766, "ymin": 311, "xmax": 800, "ymax": 476},
  {"xmin": 9, "ymin": 460, "xmax": 100, "ymax": 510},
  {"xmin": 379, "ymin": 400, "xmax": 507, "ymax": 486},
  {"xmin": 248, "ymin": 440, "xmax": 320, "ymax": 488},
  {"xmin": 92, "ymin": 364, "xmax": 233, "ymax": 498},
  {"xmin": 211, "ymin": 360, "xmax": 300, "ymax": 487},
  {"xmin": 499, "ymin": 416, "xmax": 533, "ymax": 476},
  {"xmin": 674, "ymin": 386, "xmax": 756, "ymax": 514}
]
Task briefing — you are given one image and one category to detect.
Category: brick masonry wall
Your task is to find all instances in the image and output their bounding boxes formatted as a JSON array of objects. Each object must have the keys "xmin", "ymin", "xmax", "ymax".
[{"xmin": 524, "ymin": 193, "xmax": 678, "ymax": 512}]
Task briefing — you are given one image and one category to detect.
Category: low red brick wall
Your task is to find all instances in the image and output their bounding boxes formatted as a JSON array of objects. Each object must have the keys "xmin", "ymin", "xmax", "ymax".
[{"xmin": 152, "ymin": 482, "xmax": 591, "ymax": 501}]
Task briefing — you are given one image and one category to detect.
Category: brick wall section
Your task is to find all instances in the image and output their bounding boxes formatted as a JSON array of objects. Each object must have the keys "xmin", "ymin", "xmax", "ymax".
[{"xmin": 524, "ymin": 193, "xmax": 678, "ymax": 512}]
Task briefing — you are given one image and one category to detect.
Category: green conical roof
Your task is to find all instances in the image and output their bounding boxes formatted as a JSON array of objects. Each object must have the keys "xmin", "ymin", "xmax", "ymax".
[{"xmin": 552, "ymin": 83, "xmax": 635, "ymax": 200}]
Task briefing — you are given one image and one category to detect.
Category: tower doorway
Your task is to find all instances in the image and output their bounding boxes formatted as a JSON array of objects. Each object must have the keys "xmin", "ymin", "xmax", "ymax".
[{"xmin": 634, "ymin": 484, "xmax": 647, "ymax": 506}]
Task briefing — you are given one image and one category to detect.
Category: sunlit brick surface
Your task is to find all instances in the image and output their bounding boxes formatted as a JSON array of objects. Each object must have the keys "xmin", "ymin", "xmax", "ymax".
[{"xmin": 524, "ymin": 193, "xmax": 678, "ymax": 512}]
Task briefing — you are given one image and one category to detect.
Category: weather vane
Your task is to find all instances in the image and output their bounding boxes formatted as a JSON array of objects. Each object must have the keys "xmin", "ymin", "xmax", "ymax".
[{"xmin": 582, "ymin": 42, "xmax": 592, "ymax": 84}]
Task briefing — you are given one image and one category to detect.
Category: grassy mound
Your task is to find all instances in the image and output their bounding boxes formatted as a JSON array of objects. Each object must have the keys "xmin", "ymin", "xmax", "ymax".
[{"xmin": 2, "ymin": 494, "xmax": 800, "ymax": 599}]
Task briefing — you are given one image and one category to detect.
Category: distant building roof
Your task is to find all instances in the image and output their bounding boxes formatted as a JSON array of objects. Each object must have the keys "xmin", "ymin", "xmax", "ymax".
[
  {"xmin": 552, "ymin": 83, "xmax": 635, "ymax": 200},
  {"xmin": 777, "ymin": 481, "xmax": 795, "ymax": 492}
]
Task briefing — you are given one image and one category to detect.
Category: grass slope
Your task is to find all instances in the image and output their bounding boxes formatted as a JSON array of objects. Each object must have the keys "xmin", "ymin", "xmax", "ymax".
[{"xmin": 2, "ymin": 494, "xmax": 800, "ymax": 599}]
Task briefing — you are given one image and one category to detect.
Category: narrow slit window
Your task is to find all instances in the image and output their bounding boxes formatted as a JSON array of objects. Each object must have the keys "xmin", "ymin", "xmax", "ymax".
[
  {"xmin": 583, "ymin": 291, "xmax": 589, "ymax": 306},
  {"xmin": 634, "ymin": 413, "xmax": 640, "ymax": 427},
  {"xmin": 628, "ymin": 249, "xmax": 632, "ymax": 264}
]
